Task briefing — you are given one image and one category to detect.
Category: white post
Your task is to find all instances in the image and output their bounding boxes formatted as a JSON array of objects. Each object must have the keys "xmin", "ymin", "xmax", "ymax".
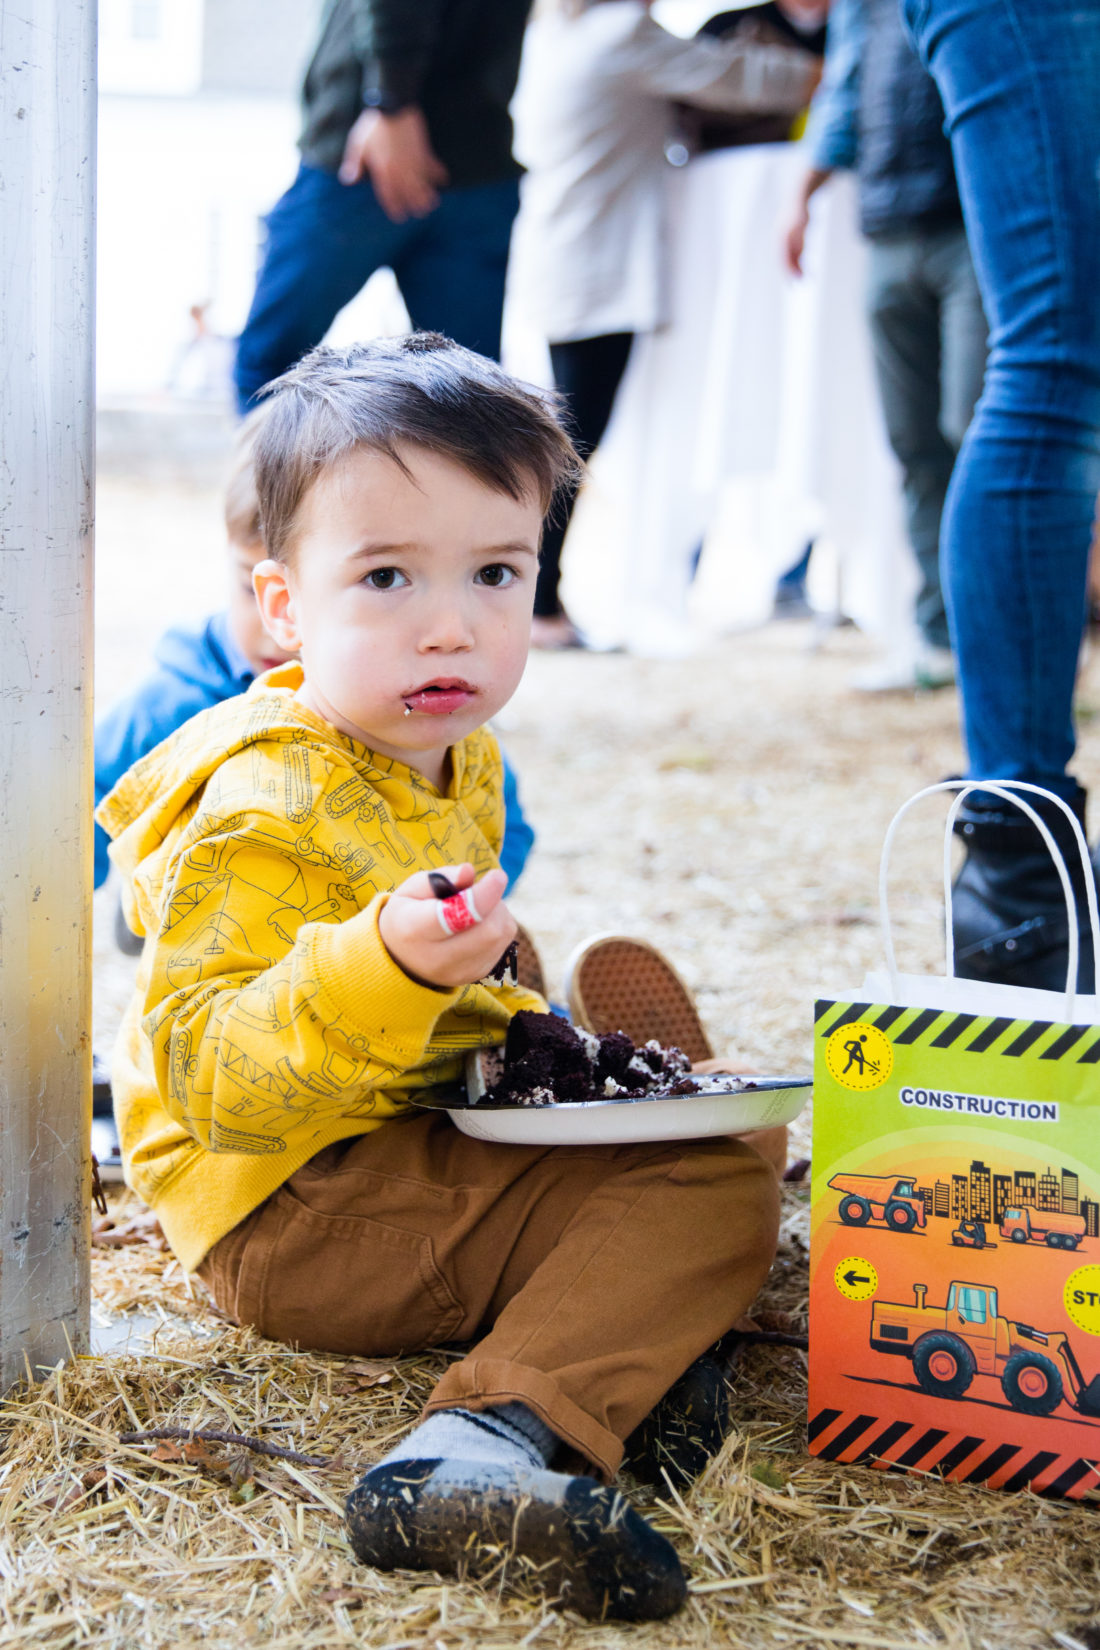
[{"xmin": 0, "ymin": 0, "xmax": 96, "ymax": 1387}]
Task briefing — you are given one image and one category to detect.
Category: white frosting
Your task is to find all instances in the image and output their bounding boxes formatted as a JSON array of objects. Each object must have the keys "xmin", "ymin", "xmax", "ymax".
[
  {"xmin": 524, "ymin": 1086, "xmax": 557, "ymax": 1108},
  {"xmin": 575, "ymin": 1027, "xmax": 602, "ymax": 1066}
]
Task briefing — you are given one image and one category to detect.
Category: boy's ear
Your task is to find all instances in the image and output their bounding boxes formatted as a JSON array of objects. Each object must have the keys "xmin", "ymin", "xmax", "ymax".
[{"xmin": 253, "ymin": 559, "xmax": 301, "ymax": 651}]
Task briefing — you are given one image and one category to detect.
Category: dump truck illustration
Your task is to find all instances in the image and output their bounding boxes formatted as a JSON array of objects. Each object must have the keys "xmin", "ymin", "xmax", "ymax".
[
  {"xmin": 870, "ymin": 1280, "xmax": 1100, "ymax": 1417},
  {"xmin": 828, "ymin": 1173, "xmax": 927, "ymax": 1232},
  {"xmin": 1000, "ymin": 1206, "xmax": 1086, "ymax": 1250}
]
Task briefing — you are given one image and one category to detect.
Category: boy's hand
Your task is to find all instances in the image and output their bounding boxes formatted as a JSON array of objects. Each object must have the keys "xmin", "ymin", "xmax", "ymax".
[{"xmin": 379, "ymin": 863, "xmax": 516, "ymax": 989}]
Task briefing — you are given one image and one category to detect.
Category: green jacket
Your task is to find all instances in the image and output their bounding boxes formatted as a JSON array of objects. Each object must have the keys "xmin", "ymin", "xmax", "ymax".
[{"xmin": 299, "ymin": 0, "xmax": 530, "ymax": 187}]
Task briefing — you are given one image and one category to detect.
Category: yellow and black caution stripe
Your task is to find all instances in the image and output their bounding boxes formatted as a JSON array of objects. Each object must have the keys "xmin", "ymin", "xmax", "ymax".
[
  {"xmin": 808, "ymin": 1405, "xmax": 1099, "ymax": 1497},
  {"xmin": 815, "ymin": 999, "xmax": 1100, "ymax": 1065}
]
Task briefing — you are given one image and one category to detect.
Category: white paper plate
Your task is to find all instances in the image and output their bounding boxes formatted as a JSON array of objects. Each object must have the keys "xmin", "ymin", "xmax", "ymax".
[{"xmin": 414, "ymin": 1047, "xmax": 812, "ymax": 1146}]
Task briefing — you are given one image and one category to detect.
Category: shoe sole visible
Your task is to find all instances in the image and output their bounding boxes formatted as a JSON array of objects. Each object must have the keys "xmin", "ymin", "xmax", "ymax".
[
  {"xmin": 563, "ymin": 935, "xmax": 714, "ymax": 1063},
  {"xmin": 345, "ymin": 1459, "xmax": 686, "ymax": 1621},
  {"xmin": 514, "ymin": 923, "xmax": 547, "ymax": 998}
]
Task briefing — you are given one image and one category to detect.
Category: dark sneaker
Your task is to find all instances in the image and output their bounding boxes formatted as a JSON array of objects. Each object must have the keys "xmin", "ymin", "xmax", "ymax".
[
  {"xmin": 345, "ymin": 1458, "xmax": 686, "ymax": 1621},
  {"xmin": 91, "ymin": 1052, "xmax": 123, "ymax": 1183},
  {"xmin": 622, "ymin": 1354, "xmax": 730, "ymax": 1491}
]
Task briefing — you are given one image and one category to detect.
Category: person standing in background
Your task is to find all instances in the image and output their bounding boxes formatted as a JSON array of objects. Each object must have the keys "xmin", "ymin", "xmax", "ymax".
[
  {"xmin": 784, "ymin": 0, "xmax": 987, "ymax": 693},
  {"xmin": 510, "ymin": 0, "xmax": 819, "ymax": 650},
  {"xmin": 685, "ymin": 1, "xmax": 828, "ymax": 154},
  {"xmin": 899, "ymin": 0, "xmax": 1100, "ymax": 991},
  {"xmin": 684, "ymin": 1, "xmax": 828, "ymax": 624},
  {"xmin": 234, "ymin": 0, "xmax": 531, "ymax": 413}
]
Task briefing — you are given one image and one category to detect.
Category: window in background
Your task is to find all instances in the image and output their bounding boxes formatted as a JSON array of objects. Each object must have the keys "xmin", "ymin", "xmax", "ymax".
[{"xmin": 100, "ymin": 0, "xmax": 203, "ymax": 96}]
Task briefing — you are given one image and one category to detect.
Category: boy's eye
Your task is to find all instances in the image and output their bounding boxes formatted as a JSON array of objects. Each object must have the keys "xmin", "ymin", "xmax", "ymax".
[
  {"xmin": 364, "ymin": 567, "xmax": 408, "ymax": 591},
  {"xmin": 476, "ymin": 563, "xmax": 517, "ymax": 588}
]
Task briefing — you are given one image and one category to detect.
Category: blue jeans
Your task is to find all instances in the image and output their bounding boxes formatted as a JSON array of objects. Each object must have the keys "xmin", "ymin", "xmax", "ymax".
[
  {"xmin": 234, "ymin": 165, "xmax": 521, "ymax": 411},
  {"xmin": 903, "ymin": 0, "xmax": 1100, "ymax": 801}
]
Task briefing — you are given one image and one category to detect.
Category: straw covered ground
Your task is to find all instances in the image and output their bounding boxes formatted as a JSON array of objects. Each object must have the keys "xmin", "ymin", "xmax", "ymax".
[{"xmin": 9, "ymin": 477, "xmax": 1100, "ymax": 1648}]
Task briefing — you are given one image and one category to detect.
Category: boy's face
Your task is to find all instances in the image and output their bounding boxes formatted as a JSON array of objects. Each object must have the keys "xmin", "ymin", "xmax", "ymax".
[
  {"xmin": 226, "ymin": 537, "xmax": 299, "ymax": 677},
  {"xmin": 254, "ymin": 444, "xmax": 541, "ymax": 788}
]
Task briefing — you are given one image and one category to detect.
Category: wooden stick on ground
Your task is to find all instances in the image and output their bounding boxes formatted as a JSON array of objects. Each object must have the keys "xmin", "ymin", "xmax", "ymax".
[
  {"xmin": 119, "ymin": 1426, "xmax": 330, "ymax": 1468},
  {"xmin": 731, "ymin": 1330, "xmax": 809, "ymax": 1350}
]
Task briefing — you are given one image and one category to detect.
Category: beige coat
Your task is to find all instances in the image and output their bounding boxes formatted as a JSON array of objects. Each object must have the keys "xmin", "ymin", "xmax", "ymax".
[{"xmin": 510, "ymin": 1, "xmax": 814, "ymax": 341}]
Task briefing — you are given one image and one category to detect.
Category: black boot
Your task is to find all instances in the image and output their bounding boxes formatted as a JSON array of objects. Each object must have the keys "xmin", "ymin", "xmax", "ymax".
[{"xmin": 951, "ymin": 786, "xmax": 1096, "ymax": 992}]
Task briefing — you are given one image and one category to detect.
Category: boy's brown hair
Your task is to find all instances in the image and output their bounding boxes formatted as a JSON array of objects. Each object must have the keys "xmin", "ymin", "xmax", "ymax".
[
  {"xmin": 223, "ymin": 405, "xmax": 270, "ymax": 549},
  {"xmin": 252, "ymin": 334, "xmax": 581, "ymax": 566}
]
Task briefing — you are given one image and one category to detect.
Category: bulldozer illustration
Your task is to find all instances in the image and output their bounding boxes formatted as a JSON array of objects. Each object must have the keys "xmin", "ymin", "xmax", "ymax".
[
  {"xmin": 870, "ymin": 1280, "xmax": 1100, "ymax": 1418},
  {"xmin": 828, "ymin": 1172, "xmax": 927, "ymax": 1233}
]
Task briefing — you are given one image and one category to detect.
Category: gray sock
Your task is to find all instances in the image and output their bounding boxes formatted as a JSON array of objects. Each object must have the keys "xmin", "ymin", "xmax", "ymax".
[{"xmin": 378, "ymin": 1401, "xmax": 558, "ymax": 1473}]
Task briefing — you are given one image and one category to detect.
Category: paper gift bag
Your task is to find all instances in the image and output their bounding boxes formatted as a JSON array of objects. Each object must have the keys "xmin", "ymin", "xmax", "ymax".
[{"xmin": 809, "ymin": 782, "xmax": 1100, "ymax": 1498}]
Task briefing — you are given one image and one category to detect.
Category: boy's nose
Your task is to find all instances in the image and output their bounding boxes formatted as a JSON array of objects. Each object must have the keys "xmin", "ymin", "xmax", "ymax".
[{"xmin": 419, "ymin": 598, "xmax": 475, "ymax": 652}]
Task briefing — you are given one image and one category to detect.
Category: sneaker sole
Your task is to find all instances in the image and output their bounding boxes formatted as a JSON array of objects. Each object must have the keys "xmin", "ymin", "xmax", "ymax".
[
  {"xmin": 345, "ymin": 1459, "xmax": 686, "ymax": 1621},
  {"xmin": 563, "ymin": 935, "xmax": 713, "ymax": 1063},
  {"xmin": 514, "ymin": 923, "xmax": 547, "ymax": 998}
]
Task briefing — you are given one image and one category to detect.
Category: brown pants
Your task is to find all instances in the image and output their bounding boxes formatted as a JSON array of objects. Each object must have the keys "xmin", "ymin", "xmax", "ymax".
[{"xmin": 198, "ymin": 1113, "xmax": 781, "ymax": 1480}]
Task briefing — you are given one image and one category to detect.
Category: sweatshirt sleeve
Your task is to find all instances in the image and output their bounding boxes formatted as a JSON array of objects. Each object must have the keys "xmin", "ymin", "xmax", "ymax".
[
  {"xmin": 347, "ymin": 0, "xmax": 448, "ymax": 109},
  {"xmin": 625, "ymin": 13, "xmax": 816, "ymax": 115},
  {"xmin": 802, "ymin": 0, "xmax": 864, "ymax": 172},
  {"xmin": 140, "ymin": 831, "xmax": 461, "ymax": 1155}
]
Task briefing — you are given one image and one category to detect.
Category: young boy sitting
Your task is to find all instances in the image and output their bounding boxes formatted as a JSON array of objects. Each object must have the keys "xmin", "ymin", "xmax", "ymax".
[
  {"xmin": 91, "ymin": 408, "xmax": 533, "ymax": 1169},
  {"xmin": 97, "ymin": 337, "xmax": 781, "ymax": 1622}
]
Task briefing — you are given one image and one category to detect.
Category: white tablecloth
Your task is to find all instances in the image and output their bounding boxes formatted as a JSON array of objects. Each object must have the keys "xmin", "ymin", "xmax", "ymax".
[{"xmin": 505, "ymin": 144, "xmax": 917, "ymax": 655}]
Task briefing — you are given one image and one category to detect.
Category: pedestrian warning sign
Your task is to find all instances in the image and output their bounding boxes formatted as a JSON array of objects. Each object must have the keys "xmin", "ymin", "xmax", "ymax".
[{"xmin": 825, "ymin": 1021, "xmax": 893, "ymax": 1091}]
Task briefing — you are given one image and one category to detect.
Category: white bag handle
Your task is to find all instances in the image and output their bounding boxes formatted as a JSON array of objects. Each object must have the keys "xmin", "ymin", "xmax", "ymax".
[{"xmin": 879, "ymin": 780, "xmax": 1100, "ymax": 1021}]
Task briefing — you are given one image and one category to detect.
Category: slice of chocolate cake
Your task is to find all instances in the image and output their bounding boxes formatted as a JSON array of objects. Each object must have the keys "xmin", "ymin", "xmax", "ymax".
[{"xmin": 479, "ymin": 1011, "xmax": 699, "ymax": 1108}]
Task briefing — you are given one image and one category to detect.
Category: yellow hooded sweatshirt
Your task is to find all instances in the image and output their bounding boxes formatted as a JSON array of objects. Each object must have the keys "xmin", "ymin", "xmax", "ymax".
[{"xmin": 97, "ymin": 665, "xmax": 545, "ymax": 1273}]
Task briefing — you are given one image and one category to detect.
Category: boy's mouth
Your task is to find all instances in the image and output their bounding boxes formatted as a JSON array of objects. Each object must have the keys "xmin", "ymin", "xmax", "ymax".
[{"xmin": 402, "ymin": 679, "xmax": 477, "ymax": 716}]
